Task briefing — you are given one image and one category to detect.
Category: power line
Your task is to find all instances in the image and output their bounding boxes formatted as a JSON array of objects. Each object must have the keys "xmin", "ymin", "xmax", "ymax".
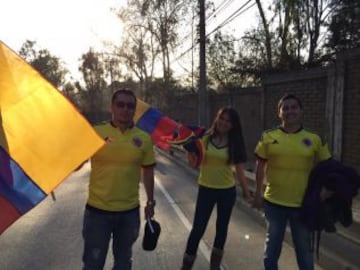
[
  {"xmin": 173, "ymin": 0, "xmax": 234, "ymax": 54},
  {"xmin": 173, "ymin": 0, "xmax": 240, "ymax": 57},
  {"xmin": 206, "ymin": 0, "xmax": 255, "ymax": 38},
  {"xmin": 172, "ymin": 0, "xmax": 256, "ymax": 63},
  {"xmin": 206, "ymin": 0, "xmax": 235, "ymax": 24}
]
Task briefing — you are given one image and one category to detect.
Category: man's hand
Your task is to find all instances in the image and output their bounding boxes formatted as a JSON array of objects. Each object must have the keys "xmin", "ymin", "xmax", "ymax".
[
  {"xmin": 320, "ymin": 187, "xmax": 334, "ymax": 201},
  {"xmin": 144, "ymin": 200, "xmax": 155, "ymax": 219}
]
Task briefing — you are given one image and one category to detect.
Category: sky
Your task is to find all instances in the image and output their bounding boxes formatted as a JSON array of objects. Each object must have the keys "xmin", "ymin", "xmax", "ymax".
[
  {"xmin": 0, "ymin": 0, "xmax": 125, "ymax": 79},
  {"xmin": 0, "ymin": 0, "xmax": 260, "ymax": 80}
]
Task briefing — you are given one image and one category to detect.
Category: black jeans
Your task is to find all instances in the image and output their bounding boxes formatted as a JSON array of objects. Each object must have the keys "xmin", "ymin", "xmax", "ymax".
[{"xmin": 185, "ymin": 185, "xmax": 236, "ymax": 255}]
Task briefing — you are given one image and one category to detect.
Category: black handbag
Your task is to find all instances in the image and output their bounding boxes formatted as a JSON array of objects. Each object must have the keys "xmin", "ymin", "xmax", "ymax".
[{"xmin": 142, "ymin": 218, "xmax": 161, "ymax": 251}]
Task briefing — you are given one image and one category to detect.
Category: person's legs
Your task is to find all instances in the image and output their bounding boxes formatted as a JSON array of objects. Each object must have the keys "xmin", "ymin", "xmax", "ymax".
[
  {"xmin": 182, "ymin": 186, "xmax": 216, "ymax": 269},
  {"xmin": 210, "ymin": 187, "xmax": 236, "ymax": 270},
  {"xmin": 180, "ymin": 253, "xmax": 196, "ymax": 270},
  {"xmin": 213, "ymin": 187, "xmax": 236, "ymax": 250},
  {"xmin": 289, "ymin": 208, "xmax": 314, "ymax": 270},
  {"xmin": 263, "ymin": 201, "xmax": 288, "ymax": 270},
  {"xmin": 82, "ymin": 207, "xmax": 112, "ymax": 270},
  {"xmin": 185, "ymin": 186, "xmax": 216, "ymax": 256},
  {"xmin": 112, "ymin": 207, "xmax": 140, "ymax": 270}
]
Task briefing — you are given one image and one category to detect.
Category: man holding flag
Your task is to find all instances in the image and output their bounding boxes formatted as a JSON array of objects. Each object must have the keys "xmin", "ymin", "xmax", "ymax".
[
  {"xmin": 0, "ymin": 39, "xmax": 197, "ymax": 269},
  {"xmin": 81, "ymin": 88, "xmax": 156, "ymax": 270}
]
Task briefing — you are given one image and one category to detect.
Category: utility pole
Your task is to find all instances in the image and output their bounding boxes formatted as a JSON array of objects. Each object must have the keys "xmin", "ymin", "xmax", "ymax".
[
  {"xmin": 198, "ymin": 0, "xmax": 207, "ymax": 126},
  {"xmin": 191, "ymin": 10, "xmax": 195, "ymax": 92}
]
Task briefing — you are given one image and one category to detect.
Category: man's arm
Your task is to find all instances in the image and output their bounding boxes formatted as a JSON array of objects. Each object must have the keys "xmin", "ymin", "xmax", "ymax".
[
  {"xmin": 142, "ymin": 166, "xmax": 155, "ymax": 219},
  {"xmin": 253, "ymin": 158, "xmax": 267, "ymax": 208}
]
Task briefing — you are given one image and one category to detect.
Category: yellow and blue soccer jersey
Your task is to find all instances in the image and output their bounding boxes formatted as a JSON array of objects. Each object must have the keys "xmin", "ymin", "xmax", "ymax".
[
  {"xmin": 255, "ymin": 127, "xmax": 331, "ymax": 207},
  {"xmin": 198, "ymin": 135, "xmax": 237, "ymax": 189},
  {"xmin": 87, "ymin": 122, "xmax": 155, "ymax": 212}
]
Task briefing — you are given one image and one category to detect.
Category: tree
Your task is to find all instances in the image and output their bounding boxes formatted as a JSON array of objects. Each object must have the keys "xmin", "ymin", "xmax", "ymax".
[
  {"xmin": 234, "ymin": 0, "xmax": 332, "ymax": 78},
  {"xmin": 255, "ymin": 0, "xmax": 273, "ymax": 69},
  {"xmin": 19, "ymin": 40, "xmax": 67, "ymax": 88},
  {"xmin": 233, "ymin": 26, "xmax": 275, "ymax": 83},
  {"xmin": 207, "ymin": 32, "xmax": 248, "ymax": 91},
  {"xmin": 115, "ymin": 0, "xmax": 193, "ymax": 90},
  {"xmin": 302, "ymin": 0, "xmax": 332, "ymax": 66},
  {"xmin": 101, "ymin": 52, "xmax": 124, "ymax": 84},
  {"xmin": 62, "ymin": 81, "xmax": 82, "ymax": 108},
  {"xmin": 78, "ymin": 49, "xmax": 108, "ymax": 122},
  {"xmin": 115, "ymin": 24, "xmax": 158, "ymax": 101},
  {"xmin": 138, "ymin": 0, "xmax": 192, "ymax": 86},
  {"xmin": 325, "ymin": 0, "xmax": 360, "ymax": 53}
]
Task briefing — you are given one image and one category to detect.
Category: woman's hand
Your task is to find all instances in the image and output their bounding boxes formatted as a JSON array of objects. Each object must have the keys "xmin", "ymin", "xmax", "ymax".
[
  {"xmin": 187, "ymin": 152, "xmax": 199, "ymax": 168},
  {"xmin": 252, "ymin": 195, "xmax": 264, "ymax": 209},
  {"xmin": 243, "ymin": 191, "xmax": 254, "ymax": 205}
]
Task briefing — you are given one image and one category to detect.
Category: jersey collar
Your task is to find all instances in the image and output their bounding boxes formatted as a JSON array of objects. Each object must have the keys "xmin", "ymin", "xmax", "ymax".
[
  {"xmin": 110, "ymin": 121, "xmax": 134, "ymax": 130},
  {"xmin": 279, "ymin": 125, "xmax": 303, "ymax": 134}
]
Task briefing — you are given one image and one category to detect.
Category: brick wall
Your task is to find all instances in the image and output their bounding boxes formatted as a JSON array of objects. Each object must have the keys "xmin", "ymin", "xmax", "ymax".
[{"xmin": 261, "ymin": 68, "xmax": 328, "ymax": 137}]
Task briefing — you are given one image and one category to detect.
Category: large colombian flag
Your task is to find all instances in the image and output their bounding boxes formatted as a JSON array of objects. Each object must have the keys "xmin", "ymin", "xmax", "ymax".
[{"xmin": 0, "ymin": 41, "xmax": 105, "ymax": 234}]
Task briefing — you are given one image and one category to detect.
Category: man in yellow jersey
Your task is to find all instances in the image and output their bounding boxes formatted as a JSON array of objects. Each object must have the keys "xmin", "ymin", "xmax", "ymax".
[
  {"xmin": 253, "ymin": 94, "xmax": 331, "ymax": 270},
  {"xmin": 82, "ymin": 89, "xmax": 156, "ymax": 270}
]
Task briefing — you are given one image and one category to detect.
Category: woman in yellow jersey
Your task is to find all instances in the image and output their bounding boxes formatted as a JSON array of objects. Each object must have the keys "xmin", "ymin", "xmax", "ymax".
[
  {"xmin": 181, "ymin": 107, "xmax": 252, "ymax": 270},
  {"xmin": 253, "ymin": 94, "xmax": 331, "ymax": 270}
]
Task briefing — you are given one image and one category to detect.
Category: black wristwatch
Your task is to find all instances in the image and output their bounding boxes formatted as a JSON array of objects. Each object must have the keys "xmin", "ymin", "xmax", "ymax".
[{"xmin": 146, "ymin": 200, "xmax": 156, "ymax": 207}]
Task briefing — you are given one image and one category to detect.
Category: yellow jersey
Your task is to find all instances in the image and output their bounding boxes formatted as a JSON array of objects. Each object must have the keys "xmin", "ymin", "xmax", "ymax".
[
  {"xmin": 198, "ymin": 135, "xmax": 236, "ymax": 189},
  {"xmin": 255, "ymin": 127, "xmax": 331, "ymax": 207},
  {"xmin": 87, "ymin": 122, "xmax": 155, "ymax": 211}
]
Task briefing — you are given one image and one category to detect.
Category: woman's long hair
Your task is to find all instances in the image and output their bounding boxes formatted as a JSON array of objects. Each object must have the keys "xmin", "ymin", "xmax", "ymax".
[{"xmin": 207, "ymin": 107, "xmax": 247, "ymax": 164}]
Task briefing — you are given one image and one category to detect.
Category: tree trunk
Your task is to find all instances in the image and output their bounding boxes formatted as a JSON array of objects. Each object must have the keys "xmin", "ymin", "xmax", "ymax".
[{"xmin": 255, "ymin": 0, "xmax": 273, "ymax": 69}]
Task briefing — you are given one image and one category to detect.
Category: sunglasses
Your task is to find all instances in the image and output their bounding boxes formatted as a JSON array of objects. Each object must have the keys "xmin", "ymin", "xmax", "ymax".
[{"xmin": 115, "ymin": 101, "xmax": 136, "ymax": 110}]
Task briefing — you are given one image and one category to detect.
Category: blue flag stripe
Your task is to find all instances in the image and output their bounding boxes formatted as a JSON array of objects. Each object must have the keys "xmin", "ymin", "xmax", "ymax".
[{"xmin": 0, "ymin": 146, "xmax": 46, "ymax": 214}]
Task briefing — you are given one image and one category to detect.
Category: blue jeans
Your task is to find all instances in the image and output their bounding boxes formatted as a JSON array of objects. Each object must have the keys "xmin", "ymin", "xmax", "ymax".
[
  {"xmin": 82, "ymin": 205, "xmax": 140, "ymax": 270},
  {"xmin": 264, "ymin": 200, "xmax": 314, "ymax": 270},
  {"xmin": 185, "ymin": 185, "xmax": 236, "ymax": 255}
]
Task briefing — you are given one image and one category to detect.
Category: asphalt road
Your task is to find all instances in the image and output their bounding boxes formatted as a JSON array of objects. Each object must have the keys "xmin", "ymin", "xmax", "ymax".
[{"xmin": 0, "ymin": 152, "xmax": 323, "ymax": 270}]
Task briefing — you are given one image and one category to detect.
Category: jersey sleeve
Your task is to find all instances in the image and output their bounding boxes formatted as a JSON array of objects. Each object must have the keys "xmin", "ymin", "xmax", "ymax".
[
  {"xmin": 142, "ymin": 135, "xmax": 156, "ymax": 166},
  {"xmin": 316, "ymin": 136, "xmax": 332, "ymax": 161},
  {"xmin": 254, "ymin": 132, "xmax": 268, "ymax": 160}
]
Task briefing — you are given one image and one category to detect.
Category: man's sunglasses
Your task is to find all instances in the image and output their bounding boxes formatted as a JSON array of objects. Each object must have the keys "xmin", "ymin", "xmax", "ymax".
[{"xmin": 115, "ymin": 101, "xmax": 136, "ymax": 110}]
